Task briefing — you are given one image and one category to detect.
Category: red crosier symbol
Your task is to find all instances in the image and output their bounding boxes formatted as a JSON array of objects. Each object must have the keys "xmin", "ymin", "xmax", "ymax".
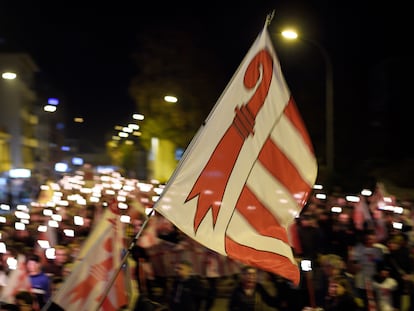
[{"xmin": 186, "ymin": 49, "xmax": 273, "ymax": 233}]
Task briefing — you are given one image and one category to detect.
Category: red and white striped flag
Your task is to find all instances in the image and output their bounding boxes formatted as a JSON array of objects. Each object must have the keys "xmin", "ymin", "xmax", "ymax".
[
  {"xmin": 154, "ymin": 22, "xmax": 317, "ymax": 286},
  {"xmin": 50, "ymin": 200, "xmax": 130, "ymax": 310}
]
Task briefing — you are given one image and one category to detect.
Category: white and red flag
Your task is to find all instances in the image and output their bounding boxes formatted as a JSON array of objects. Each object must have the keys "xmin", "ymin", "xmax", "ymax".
[
  {"xmin": 154, "ymin": 22, "xmax": 317, "ymax": 286},
  {"xmin": 0, "ymin": 254, "xmax": 32, "ymax": 303},
  {"xmin": 50, "ymin": 199, "xmax": 130, "ymax": 310}
]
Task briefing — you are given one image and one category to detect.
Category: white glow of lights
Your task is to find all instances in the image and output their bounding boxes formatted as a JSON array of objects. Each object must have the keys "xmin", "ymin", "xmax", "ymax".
[
  {"xmin": 392, "ymin": 222, "xmax": 403, "ymax": 230},
  {"xmin": 21, "ymin": 219, "xmax": 29, "ymax": 224},
  {"xmin": 74, "ymin": 216, "xmax": 84, "ymax": 226},
  {"xmin": 16, "ymin": 205, "xmax": 29, "ymax": 211},
  {"xmin": 345, "ymin": 195, "xmax": 360, "ymax": 203},
  {"xmin": 152, "ymin": 195, "xmax": 159, "ymax": 202},
  {"xmin": 45, "ymin": 248, "xmax": 56, "ymax": 259},
  {"xmin": 2, "ymin": 72, "xmax": 17, "ymax": 80},
  {"xmin": 51, "ymin": 214, "xmax": 62, "ymax": 221},
  {"xmin": 331, "ymin": 206, "xmax": 342, "ymax": 213},
  {"xmin": 301, "ymin": 259, "xmax": 312, "ymax": 272},
  {"xmin": 0, "ymin": 216, "xmax": 6, "ymax": 223},
  {"xmin": 43, "ymin": 209, "xmax": 53, "ymax": 216},
  {"xmin": 64, "ymin": 229, "xmax": 75, "ymax": 237},
  {"xmin": 37, "ymin": 240, "xmax": 50, "ymax": 249},
  {"xmin": 132, "ymin": 113, "xmax": 144, "ymax": 120},
  {"xmin": 164, "ymin": 95, "xmax": 178, "ymax": 103},
  {"xmin": 90, "ymin": 196, "xmax": 99, "ymax": 203},
  {"xmin": 138, "ymin": 183, "xmax": 153, "ymax": 193},
  {"xmin": 0, "ymin": 204, "xmax": 10, "ymax": 211},
  {"xmin": 14, "ymin": 211, "xmax": 29, "ymax": 219},
  {"xmin": 15, "ymin": 222, "xmax": 25, "ymax": 230},
  {"xmin": 315, "ymin": 193, "xmax": 326, "ymax": 200},
  {"xmin": 361, "ymin": 189, "xmax": 372, "ymax": 196},
  {"xmin": 128, "ymin": 123, "xmax": 139, "ymax": 130},
  {"xmin": 118, "ymin": 132, "xmax": 128, "ymax": 138},
  {"xmin": 313, "ymin": 184, "xmax": 323, "ymax": 190},
  {"xmin": 9, "ymin": 168, "xmax": 31, "ymax": 178},
  {"xmin": 393, "ymin": 206, "xmax": 404, "ymax": 214},
  {"xmin": 384, "ymin": 197, "xmax": 393, "ymax": 203},
  {"xmin": 118, "ymin": 202, "xmax": 128, "ymax": 209},
  {"xmin": 120, "ymin": 215, "xmax": 130, "ymax": 223},
  {"xmin": 105, "ymin": 189, "xmax": 115, "ymax": 195},
  {"xmin": 7, "ymin": 257, "xmax": 17, "ymax": 270},
  {"xmin": 0, "ymin": 242, "xmax": 6, "ymax": 253},
  {"xmin": 153, "ymin": 187, "xmax": 164, "ymax": 195},
  {"xmin": 37, "ymin": 225, "xmax": 47, "ymax": 232},
  {"xmin": 48, "ymin": 220, "xmax": 59, "ymax": 228}
]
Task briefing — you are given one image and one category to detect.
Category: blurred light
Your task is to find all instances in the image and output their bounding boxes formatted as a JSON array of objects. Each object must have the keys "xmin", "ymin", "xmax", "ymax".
[
  {"xmin": 64, "ymin": 229, "xmax": 75, "ymax": 237},
  {"xmin": 9, "ymin": 168, "xmax": 31, "ymax": 178},
  {"xmin": 132, "ymin": 113, "xmax": 144, "ymax": 120},
  {"xmin": 164, "ymin": 95, "xmax": 178, "ymax": 103},
  {"xmin": 0, "ymin": 242, "xmax": 6, "ymax": 253},
  {"xmin": 0, "ymin": 204, "xmax": 10, "ymax": 211},
  {"xmin": 74, "ymin": 216, "xmax": 84, "ymax": 225},
  {"xmin": 15, "ymin": 222, "xmax": 25, "ymax": 230},
  {"xmin": 281, "ymin": 29, "xmax": 298, "ymax": 39},
  {"xmin": 120, "ymin": 215, "xmax": 130, "ymax": 223},
  {"xmin": 345, "ymin": 195, "xmax": 360, "ymax": 203},
  {"xmin": 2, "ymin": 72, "xmax": 17, "ymax": 80},
  {"xmin": 48, "ymin": 98, "xmax": 59, "ymax": 105},
  {"xmin": 7, "ymin": 257, "xmax": 17, "ymax": 270},
  {"xmin": 55, "ymin": 162, "xmax": 68, "ymax": 172},
  {"xmin": 74, "ymin": 117, "xmax": 84, "ymax": 123},
  {"xmin": 313, "ymin": 184, "xmax": 323, "ymax": 190},
  {"xmin": 361, "ymin": 189, "xmax": 372, "ymax": 196},
  {"xmin": 392, "ymin": 222, "xmax": 403, "ymax": 230},
  {"xmin": 45, "ymin": 248, "xmax": 55, "ymax": 259},
  {"xmin": 37, "ymin": 240, "xmax": 50, "ymax": 249},
  {"xmin": 61, "ymin": 146, "xmax": 70, "ymax": 151},
  {"xmin": 72, "ymin": 157, "xmax": 84, "ymax": 166},
  {"xmin": 44, "ymin": 105, "xmax": 57, "ymax": 112},
  {"xmin": 331, "ymin": 206, "xmax": 342, "ymax": 213},
  {"xmin": 315, "ymin": 193, "xmax": 326, "ymax": 200}
]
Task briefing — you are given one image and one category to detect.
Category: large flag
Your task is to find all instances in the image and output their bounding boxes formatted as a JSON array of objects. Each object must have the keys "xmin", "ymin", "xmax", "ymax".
[
  {"xmin": 154, "ymin": 22, "xmax": 317, "ymax": 286},
  {"xmin": 49, "ymin": 200, "xmax": 130, "ymax": 311}
]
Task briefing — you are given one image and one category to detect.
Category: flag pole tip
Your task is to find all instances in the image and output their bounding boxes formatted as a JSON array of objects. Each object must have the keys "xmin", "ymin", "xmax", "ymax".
[{"xmin": 265, "ymin": 10, "xmax": 275, "ymax": 26}]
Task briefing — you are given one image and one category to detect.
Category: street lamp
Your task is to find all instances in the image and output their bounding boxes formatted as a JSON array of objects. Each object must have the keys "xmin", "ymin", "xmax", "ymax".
[{"xmin": 281, "ymin": 29, "xmax": 334, "ymax": 176}]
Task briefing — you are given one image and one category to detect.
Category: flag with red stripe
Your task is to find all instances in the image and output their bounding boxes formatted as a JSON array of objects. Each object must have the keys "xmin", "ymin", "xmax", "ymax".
[
  {"xmin": 50, "ymin": 200, "xmax": 130, "ymax": 310},
  {"xmin": 154, "ymin": 22, "xmax": 317, "ymax": 286}
]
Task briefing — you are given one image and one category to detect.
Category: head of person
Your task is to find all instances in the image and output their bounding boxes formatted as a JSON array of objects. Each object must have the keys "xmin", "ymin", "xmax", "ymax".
[
  {"xmin": 174, "ymin": 260, "xmax": 193, "ymax": 280},
  {"xmin": 26, "ymin": 254, "xmax": 42, "ymax": 275},
  {"xmin": 328, "ymin": 275, "xmax": 352, "ymax": 297},
  {"xmin": 54, "ymin": 245, "xmax": 69, "ymax": 266},
  {"xmin": 240, "ymin": 266, "xmax": 258, "ymax": 289}
]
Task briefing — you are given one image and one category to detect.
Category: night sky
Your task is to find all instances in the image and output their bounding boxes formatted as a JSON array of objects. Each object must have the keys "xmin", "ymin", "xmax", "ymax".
[{"xmin": 0, "ymin": 1, "xmax": 411, "ymax": 187}]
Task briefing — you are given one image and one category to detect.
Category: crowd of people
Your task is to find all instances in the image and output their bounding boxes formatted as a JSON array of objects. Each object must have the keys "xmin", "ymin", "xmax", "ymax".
[{"xmin": 0, "ymin": 168, "xmax": 412, "ymax": 310}]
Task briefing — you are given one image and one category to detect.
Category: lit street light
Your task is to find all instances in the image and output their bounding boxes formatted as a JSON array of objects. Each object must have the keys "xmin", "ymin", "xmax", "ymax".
[{"xmin": 281, "ymin": 29, "xmax": 335, "ymax": 177}]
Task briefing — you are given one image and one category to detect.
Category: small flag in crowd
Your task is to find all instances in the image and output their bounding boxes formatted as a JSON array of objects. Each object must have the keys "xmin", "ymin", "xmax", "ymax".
[
  {"xmin": 154, "ymin": 20, "xmax": 317, "ymax": 286},
  {"xmin": 49, "ymin": 200, "xmax": 130, "ymax": 311},
  {"xmin": 0, "ymin": 254, "xmax": 32, "ymax": 303}
]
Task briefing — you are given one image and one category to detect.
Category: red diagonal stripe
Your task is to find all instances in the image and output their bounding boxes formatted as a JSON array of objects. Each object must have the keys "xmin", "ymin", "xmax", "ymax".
[
  {"xmin": 235, "ymin": 186, "xmax": 289, "ymax": 244},
  {"xmin": 259, "ymin": 138, "xmax": 311, "ymax": 206},
  {"xmin": 225, "ymin": 235, "xmax": 299, "ymax": 285}
]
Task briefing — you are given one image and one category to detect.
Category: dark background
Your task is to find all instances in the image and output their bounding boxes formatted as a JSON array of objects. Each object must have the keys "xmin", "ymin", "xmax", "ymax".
[{"xmin": 0, "ymin": 1, "xmax": 412, "ymax": 192}]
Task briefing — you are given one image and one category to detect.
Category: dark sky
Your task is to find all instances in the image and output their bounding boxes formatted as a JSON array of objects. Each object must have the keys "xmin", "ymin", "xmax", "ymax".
[{"xmin": 0, "ymin": 2, "xmax": 411, "ymax": 182}]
